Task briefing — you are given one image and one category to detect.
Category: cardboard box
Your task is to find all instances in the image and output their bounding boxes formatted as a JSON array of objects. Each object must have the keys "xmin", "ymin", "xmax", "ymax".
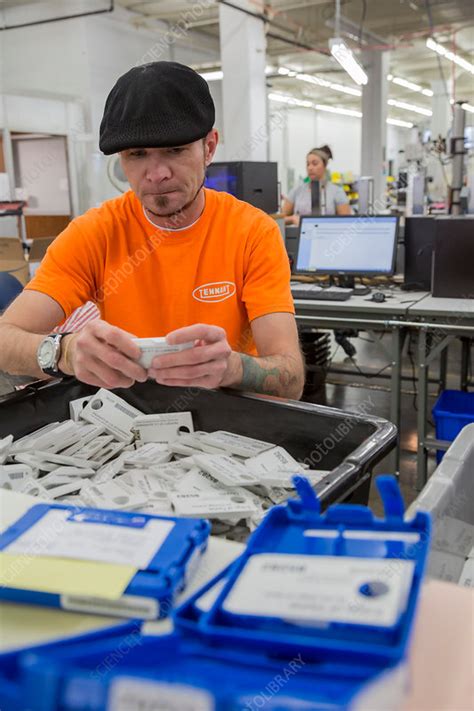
[
  {"xmin": 0, "ymin": 237, "xmax": 29, "ymax": 287},
  {"xmin": 28, "ymin": 237, "xmax": 55, "ymax": 279}
]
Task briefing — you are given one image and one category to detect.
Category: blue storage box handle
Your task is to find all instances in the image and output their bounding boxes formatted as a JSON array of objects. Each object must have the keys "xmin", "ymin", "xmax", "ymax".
[
  {"xmin": 291, "ymin": 473, "xmax": 405, "ymax": 524},
  {"xmin": 376, "ymin": 475, "xmax": 405, "ymax": 521}
]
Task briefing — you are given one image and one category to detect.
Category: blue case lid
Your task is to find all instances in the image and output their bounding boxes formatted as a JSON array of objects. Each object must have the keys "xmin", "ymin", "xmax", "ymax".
[
  {"xmin": 195, "ymin": 475, "xmax": 431, "ymax": 667},
  {"xmin": 0, "ymin": 504, "xmax": 210, "ymax": 618}
]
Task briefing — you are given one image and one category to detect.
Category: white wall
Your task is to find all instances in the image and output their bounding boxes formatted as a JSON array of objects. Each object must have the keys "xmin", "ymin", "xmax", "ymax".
[
  {"xmin": 0, "ymin": 9, "xmax": 220, "ymax": 210},
  {"xmin": 386, "ymin": 124, "xmax": 409, "ymax": 176},
  {"xmin": 315, "ymin": 112, "xmax": 362, "ymax": 177},
  {"xmin": 0, "ymin": 18, "xmax": 90, "ymax": 100}
]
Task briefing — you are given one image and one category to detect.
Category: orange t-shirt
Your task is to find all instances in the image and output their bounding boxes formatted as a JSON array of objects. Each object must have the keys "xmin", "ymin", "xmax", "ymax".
[{"xmin": 26, "ymin": 188, "xmax": 294, "ymax": 354}]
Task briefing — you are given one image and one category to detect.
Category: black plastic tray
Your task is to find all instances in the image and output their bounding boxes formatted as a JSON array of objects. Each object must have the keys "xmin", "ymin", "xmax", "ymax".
[{"xmin": 0, "ymin": 379, "xmax": 396, "ymax": 507}]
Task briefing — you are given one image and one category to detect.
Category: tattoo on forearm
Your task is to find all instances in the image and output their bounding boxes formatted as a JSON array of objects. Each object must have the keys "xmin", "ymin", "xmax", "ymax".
[{"xmin": 238, "ymin": 354, "xmax": 302, "ymax": 397}]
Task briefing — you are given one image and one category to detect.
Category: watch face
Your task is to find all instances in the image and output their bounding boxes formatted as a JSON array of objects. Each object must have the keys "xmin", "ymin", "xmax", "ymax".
[{"xmin": 38, "ymin": 339, "xmax": 56, "ymax": 369}]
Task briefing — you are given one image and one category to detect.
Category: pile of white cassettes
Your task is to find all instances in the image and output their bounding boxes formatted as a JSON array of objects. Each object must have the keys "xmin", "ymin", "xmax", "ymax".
[{"xmin": 0, "ymin": 388, "xmax": 329, "ymax": 540}]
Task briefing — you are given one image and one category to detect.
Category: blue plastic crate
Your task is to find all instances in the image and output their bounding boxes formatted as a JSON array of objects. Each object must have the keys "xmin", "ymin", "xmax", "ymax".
[{"xmin": 432, "ymin": 390, "xmax": 474, "ymax": 462}]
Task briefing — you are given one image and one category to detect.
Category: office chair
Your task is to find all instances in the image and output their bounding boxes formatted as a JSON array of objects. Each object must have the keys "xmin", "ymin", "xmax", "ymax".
[{"xmin": 0, "ymin": 272, "xmax": 23, "ymax": 311}]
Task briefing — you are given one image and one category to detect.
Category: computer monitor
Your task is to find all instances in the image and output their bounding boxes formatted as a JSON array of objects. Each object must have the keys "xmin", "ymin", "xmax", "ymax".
[
  {"xmin": 204, "ymin": 162, "xmax": 278, "ymax": 213},
  {"xmin": 294, "ymin": 215, "xmax": 399, "ymax": 277}
]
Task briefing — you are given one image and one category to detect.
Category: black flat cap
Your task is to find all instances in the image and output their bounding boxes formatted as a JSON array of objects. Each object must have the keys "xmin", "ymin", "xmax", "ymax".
[{"xmin": 99, "ymin": 61, "xmax": 215, "ymax": 155}]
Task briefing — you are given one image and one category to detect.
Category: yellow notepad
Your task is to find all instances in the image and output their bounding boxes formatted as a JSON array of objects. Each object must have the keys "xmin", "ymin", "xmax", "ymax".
[
  {"xmin": 0, "ymin": 553, "xmax": 136, "ymax": 600},
  {"xmin": 0, "ymin": 602, "xmax": 125, "ymax": 653}
]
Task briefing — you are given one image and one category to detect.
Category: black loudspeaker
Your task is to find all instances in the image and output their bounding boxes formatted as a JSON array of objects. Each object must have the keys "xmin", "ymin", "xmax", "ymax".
[
  {"xmin": 432, "ymin": 216, "xmax": 474, "ymax": 298},
  {"xmin": 404, "ymin": 216, "xmax": 436, "ymax": 291}
]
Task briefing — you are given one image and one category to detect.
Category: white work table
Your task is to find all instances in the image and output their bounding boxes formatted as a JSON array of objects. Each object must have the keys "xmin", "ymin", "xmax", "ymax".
[
  {"xmin": 406, "ymin": 294, "xmax": 474, "ymax": 488},
  {"xmin": 294, "ymin": 289, "xmax": 427, "ymax": 319},
  {"xmin": 408, "ymin": 293, "xmax": 474, "ymax": 320},
  {"xmin": 294, "ymin": 290, "xmax": 429, "ymax": 474},
  {"xmin": 294, "ymin": 289, "xmax": 474, "ymax": 486}
]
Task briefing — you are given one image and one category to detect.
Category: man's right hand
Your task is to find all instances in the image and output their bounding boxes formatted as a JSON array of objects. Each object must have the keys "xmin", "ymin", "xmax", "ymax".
[{"xmin": 61, "ymin": 320, "xmax": 147, "ymax": 389}]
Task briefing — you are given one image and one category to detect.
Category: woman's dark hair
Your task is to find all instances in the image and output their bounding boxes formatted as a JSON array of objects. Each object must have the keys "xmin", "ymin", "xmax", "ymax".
[{"xmin": 308, "ymin": 145, "xmax": 333, "ymax": 164}]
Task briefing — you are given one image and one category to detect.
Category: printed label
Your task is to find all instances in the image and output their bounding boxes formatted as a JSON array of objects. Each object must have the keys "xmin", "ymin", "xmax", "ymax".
[
  {"xmin": 61, "ymin": 594, "xmax": 159, "ymax": 619},
  {"xmin": 192, "ymin": 281, "xmax": 236, "ymax": 304},
  {"xmin": 223, "ymin": 553, "xmax": 415, "ymax": 628},
  {"xmin": 108, "ymin": 678, "xmax": 215, "ymax": 711}
]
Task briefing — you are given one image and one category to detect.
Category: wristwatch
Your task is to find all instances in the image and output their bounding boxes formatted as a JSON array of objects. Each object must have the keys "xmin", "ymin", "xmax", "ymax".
[{"xmin": 36, "ymin": 333, "xmax": 71, "ymax": 378}]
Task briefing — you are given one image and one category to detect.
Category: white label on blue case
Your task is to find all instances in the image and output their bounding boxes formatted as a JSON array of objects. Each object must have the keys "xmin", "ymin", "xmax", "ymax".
[
  {"xmin": 108, "ymin": 678, "xmax": 215, "ymax": 711},
  {"xmin": 61, "ymin": 594, "xmax": 159, "ymax": 619},
  {"xmin": 223, "ymin": 553, "xmax": 415, "ymax": 628},
  {"xmin": 6, "ymin": 509, "xmax": 174, "ymax": 569}
]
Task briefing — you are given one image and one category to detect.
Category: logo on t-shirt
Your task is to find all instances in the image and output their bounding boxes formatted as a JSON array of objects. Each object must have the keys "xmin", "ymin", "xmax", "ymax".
[{"xmin": 192, "ymin": 281, "xmax": 236, "ymax": 303}]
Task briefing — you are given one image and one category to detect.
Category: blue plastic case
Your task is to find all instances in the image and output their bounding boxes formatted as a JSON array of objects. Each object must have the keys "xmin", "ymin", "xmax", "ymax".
[
  {"xmin": 0, "ymin": 504, "xmax": 210, "ymax": 619},
  {"xmin": 18, "ymin": 631, "xmax": 381, "ymax": 711},
  {"xmin": 18, "ymin": 629, "xmax": 410, "ymax": 711},
  {"xmin": 195, "ymin": 476, "xmax": 431, "ymax": 665},
  {"xmin": 0, "ymin": 619, "xmax": 140, "ymax": 711},
  {"xmin": 3, "ymin": 476, "xmax": 431, "ymax": 711}
]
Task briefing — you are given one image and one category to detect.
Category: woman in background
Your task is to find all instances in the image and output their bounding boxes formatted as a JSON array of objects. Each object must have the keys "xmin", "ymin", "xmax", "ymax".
[{"xmin": 282, "ymin": 145, "xmax": 351, "ymax": 224}]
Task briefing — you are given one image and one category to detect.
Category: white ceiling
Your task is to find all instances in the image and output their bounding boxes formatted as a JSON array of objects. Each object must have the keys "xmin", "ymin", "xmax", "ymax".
[{"xmin": 117, "ymin": 0, "xmax": 474, "ymax": 123}]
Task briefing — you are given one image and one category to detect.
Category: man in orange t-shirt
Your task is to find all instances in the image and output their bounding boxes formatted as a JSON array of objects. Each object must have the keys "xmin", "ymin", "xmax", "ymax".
[{"xmin": 0, "ymin": 62, "xmax": 304, "ymax": 399}]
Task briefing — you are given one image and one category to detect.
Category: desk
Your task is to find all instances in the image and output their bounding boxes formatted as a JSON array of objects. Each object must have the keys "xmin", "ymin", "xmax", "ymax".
[
  {"xmin": 407, "ymin": 295, "xmax": 474, "ymax": 489},
  {"xmin": 294, "ymin": 291, "xmax": 428, "ymax": 473}
]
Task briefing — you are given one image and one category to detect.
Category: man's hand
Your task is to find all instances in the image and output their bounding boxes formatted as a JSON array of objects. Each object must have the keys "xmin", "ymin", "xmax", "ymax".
[
  {"xmin": 148, "ymin": 324, "xmax": 236, "ymax": 389},
  {"xmin": 62, "ymin": 320, "xmax": 148, "ymax": 389}
]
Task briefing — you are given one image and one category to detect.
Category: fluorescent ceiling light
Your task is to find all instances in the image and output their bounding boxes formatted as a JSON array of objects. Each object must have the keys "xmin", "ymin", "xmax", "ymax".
[
  {"xmin": 387, "ymin": 117, "xmax": 414, "ymax": 128},
  {"xmin": 296, "ymin": 72, "xmax": 361, "ymax": 96},
  {"xmin": 426, "ymin": 38, "xmax": 474, "ymax": 75},
  {"xmin": 387, "ymin": 74, "xmax": 434, "ymax": 97},
  {"xmin": 328, "ymin": 82, "xmax": 361, "ymax": 97},
  {"xmin": 269, "ymin": 93, "xmax": 360, "ymax": 115},
  {"xmin": 268, "ymin": 93, "xmax": 313, "ymax": 107},
  {"xmin": 387, "ymin": 98, "xmax": 432, "ymax": 116},
  {"xmin": 314, "ymin": 103, "xmax": 362, "ymax": 118},
  {"xmin": 270, "ymin": 91, "xmax": 417, "ymax": 128},
  {"xmin": 462, "ymin": 103, "xmax": 474, "ymax": 113},
  {"xmin": 329, "ymin": 38, "xmax": 368, "ymax": 86},
  {"xmin": 199, "ymin": 71, "xmax": 223, "ymax": 81}
]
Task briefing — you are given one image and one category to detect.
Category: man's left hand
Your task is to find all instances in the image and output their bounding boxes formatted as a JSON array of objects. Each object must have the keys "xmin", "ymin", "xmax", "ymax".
[{"xmin": 148, "ymin": 324, "xmax": 238, "ymax": 389}]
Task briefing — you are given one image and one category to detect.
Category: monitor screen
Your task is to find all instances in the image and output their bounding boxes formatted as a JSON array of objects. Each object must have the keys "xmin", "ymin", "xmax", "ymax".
[
  {"xmin": 204, "ymin": 165, "xmax": 238, "ymax": 196},
  {"xmin": 295, "ymin": 215, "xmax": 398, "ymax": 276}
]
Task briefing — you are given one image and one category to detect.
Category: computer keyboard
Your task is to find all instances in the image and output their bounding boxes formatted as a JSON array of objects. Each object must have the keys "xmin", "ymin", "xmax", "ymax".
[{"xmin": 290, "ymin": 283, "xmax": 352, "ymax": 301}]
